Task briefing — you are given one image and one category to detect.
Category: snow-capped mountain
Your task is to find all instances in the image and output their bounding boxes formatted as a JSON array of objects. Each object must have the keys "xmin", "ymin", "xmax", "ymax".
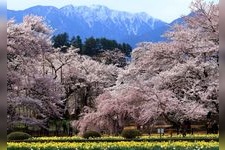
[{"xmin": 7, "ymin": 5, "xmax": 170, "ymax": 47}]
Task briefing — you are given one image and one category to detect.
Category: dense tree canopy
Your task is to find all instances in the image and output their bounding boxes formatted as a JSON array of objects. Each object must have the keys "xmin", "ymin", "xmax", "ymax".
[
  {"xmin": 7, "ymin": 0, "xmax": 218, "ymax": 136},
  {"xmin": 76, "ymin": 0, "xmax": 219, "ymax": 134}
]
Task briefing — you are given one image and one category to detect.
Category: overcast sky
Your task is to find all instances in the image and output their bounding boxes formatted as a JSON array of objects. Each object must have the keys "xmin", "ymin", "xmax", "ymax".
[{"xmin": 7, "ymin": 0, "xmax": 218, "ymax": 23}]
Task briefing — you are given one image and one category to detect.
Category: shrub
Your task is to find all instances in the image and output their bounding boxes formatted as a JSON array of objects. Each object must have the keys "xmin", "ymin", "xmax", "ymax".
[
  {"xmin": 121, "ymin": 129, "xmax": 141, "ymax": 139},
  {"xmin": 82, "ymin": 131, "xmax": 101, "ymax": 139},
  {"xmin": 7, "ymin": 132, "xmax": 31, "ymax": 141}
]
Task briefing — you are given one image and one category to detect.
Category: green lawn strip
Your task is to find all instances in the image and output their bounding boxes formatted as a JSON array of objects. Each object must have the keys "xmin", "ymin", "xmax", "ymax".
[{"xmin": 8, "ymin": 137, "xmax": 218, "ymax": 143}]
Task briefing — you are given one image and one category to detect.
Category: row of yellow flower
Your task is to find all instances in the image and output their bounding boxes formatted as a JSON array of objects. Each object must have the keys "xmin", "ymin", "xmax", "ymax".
[
  {"xmin": 29, "ymin": 134, "xmax": 218, "ymax": 141},
  {"xmin": 8, "ymin": 141, "xmax": 219, "ymax": 150}
]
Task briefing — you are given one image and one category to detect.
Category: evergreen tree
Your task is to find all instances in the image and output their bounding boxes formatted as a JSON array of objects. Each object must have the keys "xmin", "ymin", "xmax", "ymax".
[
  {"xmin": 71, "ymin": 35, "xmax": 83, "ymax": 52},
  {"xmin": 83, "ymin": 37, "xmax": 98, "ymax": 56},
  {"xmin": 52, "ymin": 32, "xmax": 70, "ymax": 51},
  {"xmin": 121, "ymin": 43, "xmax": 132, "ymax": 56}
]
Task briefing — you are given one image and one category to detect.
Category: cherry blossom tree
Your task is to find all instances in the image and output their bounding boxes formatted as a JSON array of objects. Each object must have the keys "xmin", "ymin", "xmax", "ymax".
[
  {"xmin": 60, "ymin": 51, "xmax": 121, "ymax": 118},
  {"xmin": 92, "ymin": 49, "xmax": 127, "ymax": 67},
  {"xmin": 162, "ymin": 0, "xmax": 219, "ymax": 115},
  {"xmin": 7, "ymin": 15, "xmax": 64, "ymax": 131}
]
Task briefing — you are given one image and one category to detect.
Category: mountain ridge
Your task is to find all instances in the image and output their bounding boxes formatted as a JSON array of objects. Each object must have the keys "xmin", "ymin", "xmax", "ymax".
[{"xmin": 7, "ymin": 5, "xmax": 178, "ymax": 47}]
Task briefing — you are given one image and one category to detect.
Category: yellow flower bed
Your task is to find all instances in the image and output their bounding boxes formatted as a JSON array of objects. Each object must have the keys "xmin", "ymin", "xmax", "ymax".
[
  {"xmin": 29, "ymin": 134, "xmax": 218, "ymax": 141},
  {"xmin": 8, "ymin": 141, "xmax": 219, "ymax": 150}
]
